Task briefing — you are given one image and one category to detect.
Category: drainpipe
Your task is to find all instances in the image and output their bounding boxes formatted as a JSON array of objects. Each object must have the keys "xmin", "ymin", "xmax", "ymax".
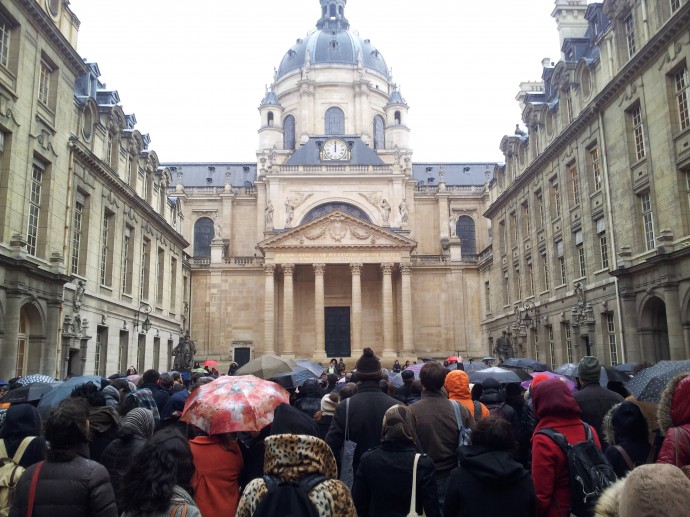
[{"xmin": 598, "ymin": 112, "xmax": 626, "ymax": 363}]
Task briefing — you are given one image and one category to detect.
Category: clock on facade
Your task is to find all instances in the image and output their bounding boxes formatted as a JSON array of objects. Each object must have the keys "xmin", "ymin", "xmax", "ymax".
[{"xmin": 321, "ymin": 138, "xmax": 349, "ymax": 161}]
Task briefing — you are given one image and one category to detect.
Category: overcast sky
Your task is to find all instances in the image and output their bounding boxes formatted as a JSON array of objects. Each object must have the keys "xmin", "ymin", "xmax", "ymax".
[{"xmin": 67, "ymin": 0, "xmax": 568, "ymax": 164}]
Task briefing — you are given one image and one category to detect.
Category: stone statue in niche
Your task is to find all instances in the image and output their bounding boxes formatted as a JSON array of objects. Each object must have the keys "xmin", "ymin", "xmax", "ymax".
[
  {"xmin": 380, "ymin": 199, "xmax": 391, "ymax": 223},
  {"xmin": 494, "ymin": 331, "xmax": 514, "ymax": 363},
  {"xmin": 285, "ymin": 198, "xmax": 295, "ymax": 226},
  {"xmin": 399, "ymin": 199, "xmax": 409, "ymax": 224},
  {"xmin": 172, "ymin": 331, "xmax": 196, "ymax": 371},
  {"xmin": 73, "ymin": 280, "xmax": 85, "ymax": 312},
  {"xmin": 265, "ymin": 201, "xmax": 274, "ymax": 230}
]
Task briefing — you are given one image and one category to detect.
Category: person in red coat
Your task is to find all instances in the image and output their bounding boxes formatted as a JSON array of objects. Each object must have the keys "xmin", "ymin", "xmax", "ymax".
[
  {"xmin": 190, "ymin": 432, "xmax": 244, "ymax": 517},
  {"xmin": 656, "ymin": 372, "xmax": 690, "ymax": 467},
  {"xmin": 531, "ymin": 378, "xmax": 602, "ymax": 517}
]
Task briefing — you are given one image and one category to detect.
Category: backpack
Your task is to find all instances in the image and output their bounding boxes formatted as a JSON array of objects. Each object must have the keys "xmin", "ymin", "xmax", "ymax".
[
  {"xmin": 450, "ymin": 400, "xmax": 472, "ymax": 447},
  {"xmin": 536, "ymin": 424, "xmax": 616, "ymax": 517},
  {"xmin": 253, "ymin": 473, "xmax": 328, "ymax": 517},
  {"xmin": 0, "ymin": 437, "xmax": 35, "ymax": 517},
  {"xmin": 487, "ymin": 402, "xmax": 509, "ymax": 421}
]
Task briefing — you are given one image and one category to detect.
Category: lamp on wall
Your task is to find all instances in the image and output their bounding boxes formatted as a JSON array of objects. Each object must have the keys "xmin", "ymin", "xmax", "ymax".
[
  {"xmin": 134, "ymin": 302, "xmax": 152, "ymax": 333},
  {"xmin": 513, "ymin": 300, "xmax": 537, "ymax": 336}
]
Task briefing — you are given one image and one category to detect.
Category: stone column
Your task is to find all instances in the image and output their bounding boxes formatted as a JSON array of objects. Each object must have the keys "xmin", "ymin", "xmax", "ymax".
[
  {"xmin": 314, "ymin": 264, "xmax": 326, "ymax": 354},
  {"xmin": 400, "ymin": 263, "xmax": 414, "ymax": 354},
  {"xmin": 0, "ymin": 291, "xmax": 21, "ymax": 380},
  {"xmin": 621, "ymin": 294, "xmax": 641, "ymax": 363},
  {"xmin": 282, "ymin": 264, "xmax": 295, "ymax": 357},
  {"xmin": 44, "ymin": 299, "xmax": 62, "ymax": 377},
  {"xmin": 263, "ymin": 264, "xmax": 276, "ymax": 355},
  {"xmin": 381, "ymin": 263, "xmax": 395, "ymax": 355},
  {"xmin": 663, "ymin": 284, "xmax": 686, "ymax": 359},
  {"xmin": 350, "ymin": 263, "xmax": 363, "ymax": 357}
]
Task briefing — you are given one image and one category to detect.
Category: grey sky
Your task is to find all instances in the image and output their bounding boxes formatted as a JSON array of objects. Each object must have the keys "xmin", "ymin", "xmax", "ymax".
[{"xmin": 68, "ymin": 0, "xmax": 566, "ymax": 163}]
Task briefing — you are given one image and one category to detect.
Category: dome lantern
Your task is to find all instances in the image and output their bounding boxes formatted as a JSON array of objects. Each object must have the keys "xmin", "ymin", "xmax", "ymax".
[{"xmin": 316, "ymin": 0, "xmax": 349, "ymax": 30}]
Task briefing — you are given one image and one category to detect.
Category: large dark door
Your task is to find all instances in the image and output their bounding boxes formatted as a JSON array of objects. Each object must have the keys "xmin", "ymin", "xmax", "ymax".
[
  {"xmin": 325, "ymin": 307, "xmax": 351, "ymax": 358},
  {"xmin": 234, "ymin": 347, "xmax": 251, "ymax": 367}
]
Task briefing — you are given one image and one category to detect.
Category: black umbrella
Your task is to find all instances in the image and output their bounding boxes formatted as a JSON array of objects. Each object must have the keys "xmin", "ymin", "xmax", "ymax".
[
  {"xmin": 460, "ymin": 362, "xmax": 489, "ymax": 373},
  {"xmin": 502, "ymin": 358, "xmax": 551, "ymax": 372},
  {"xmin": 1, "ymin": 382, "xmax": 57, "ymax": 404},
  {"xmin": 613, "ymin": 362, "xmax": 639, "ymax": 374},
  {"xmin": 601, "ymin": 366, "xmax": 630, "ymax": 385},
  {"xmin": 268, "ymin": 366, "xmax": 318, "ymax": 390},
  {"xmin": 469, "ymin": 367, "xmax": 530, "ymax": 384},
  {"xmin": 627, "ymin": 360, "xmax": 690, "ymax": 403}
]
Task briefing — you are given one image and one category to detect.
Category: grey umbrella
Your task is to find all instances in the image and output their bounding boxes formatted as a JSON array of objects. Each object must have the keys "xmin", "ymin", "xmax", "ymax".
[
  {"xmin": 469, "ymin": 367, "xmax": 527, "ymax": 384},
  {"xmin": 502, "ymin": 358, "xmax": 551, "ymax": 372},
  {"xmin": 627, "ymin": 360, "xmax": 690, "ymax": 403}
]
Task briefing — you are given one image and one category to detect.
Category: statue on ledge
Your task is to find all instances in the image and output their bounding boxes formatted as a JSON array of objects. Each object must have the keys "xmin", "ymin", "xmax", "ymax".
[{"xmin": 172, "ymin": 331, "xmax": 196, "ymax": 371}]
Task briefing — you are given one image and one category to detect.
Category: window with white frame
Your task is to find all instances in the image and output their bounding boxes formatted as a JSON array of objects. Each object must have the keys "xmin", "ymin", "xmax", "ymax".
[
  {"xmin": 122, "ymin": 226, "xmax": 133, "ymax": 294},
  {"xmin": 624, "ymin": 14, "xmax": 636, "ymax": 59},
  {"xmin": 671, "ymin": 0, "xmax": 681, "ymax": 13},
  {"xmin": 503, "ymin": 271, "xmax": 510, "ymax": 307},
  {"xmin": 95, "ymin": 326, "xmax": 107, "ymax": 376},
  {"xmin": 569, "ymin": 163, "xmax": 581, "ymax": 205},
  {"xmin": 631, "ymin": 105, "xmax": 646, "ymax": 160},
  {"xmin": 38, "ymin": 60, "xmax": 51, "ymax": 105},
  {"xmin": 71, "ymin": 194, "xmax": 85, "ymax": 275},
  {"xmin": 548, "ymin": 326, "xmax": 556, "ymax": 370},
  {"xmin": 522, "ymin": 202, "xmax": 530, "ymax": 236},
  {"xmin": 528, "ymin": 262, "xmax": 535, "ymax": 297},
  {"xmin": 100, "ymin": 210, "xmax": 113, "ymax": 286},
  {"xmin": 0, "ymin": 13, "xmax": 10, "ymax": 69},
  {"xmin": 534, "ymin": 331, "xmax": 540, "ymax": 362},
  {"xmin": 566, "ymin": 93, "xmax": 574, "ymax": 124},
  {"xmin": 106, "ymin": 133, "xmax": 113, "ymax": 167},
  {"xmin": 607, "ymin": 313, "xmax": 618, "ymax": 365},
  {"xmin": 675, "ymin": 67, "xmax": 689, "ymax": 131},
  {"xmin": 517, "ymin": 269, "xmax": 522, "ymax": 301},
  {"xmin": 512, "ymin": 212, "xmax": 518, "ymax": 244},
  {"xmin": 596, "ymin": 218, "xmax": 609, "ymax": 269},
  {"xmin": 500, "ymin": 220, "xmax": 507, "ymax": 254},
  {"xmin": 575, "ymin": 230, "xmax": 586, "ymax": 278},
  {"xmin": 485, "ymin": 281, "xmax": 491, "ymax": 313},
  {"xmin": 542, "ymin": 253, "xmax": 550, "ymax": 291},
  {"xmin": 590, "ymin": 145, "xmax": 602, "ymax": 192},
  {"xmin": 156, "ymin": 247, "xmax": 164, "ymax": 305},
  {"xmin": 170, "ymin": 257, "xmax": 177, "ymax": 311},
  {"xmin": 564, "ymin": 323, "xmax": 573, "ymax": 363},
  {"xmin": 552, "ymin": 181, "xmax": 561, "ymax": 218},
  {"xmin": 556, "ymin": 240, "xmax": 566, "ymax": 285},
  {"xmin": 537, "ymin": 193, "xmax": 544, "ymax": 228},
  {"xmin": 641, "ymin": 192, "xmax": 655, "ymax": 250},
  {"xmin": 140, "ymin": 238, "xmax": 150, "ymax": 300},
  {"xmin": 27, "ymin": 160, "xmax": 44, "ymax": 256}
]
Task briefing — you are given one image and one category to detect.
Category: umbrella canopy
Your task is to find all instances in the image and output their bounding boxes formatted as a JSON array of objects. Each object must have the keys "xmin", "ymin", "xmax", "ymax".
[
  {"xmin": 295, "ymin": 359, "xmax": 326, "ymax": 378},
  {"xmin": 37, "ymin": 375, "xmax": 105, "ymax": 421},
  {"xmin": 1, "ymin": 382, "xmax": 58, "ymax": 404},
  {"xmin": 268, "ymin": 367, "xmax": 318, "ymax": 390},
  {"xmin": 502, "ymin": 358, "xmax": 551, "ymax": 372},
  {"xmin": 469, "ymin": 367, "xmax": 529, "ymax": 384},
  {"xmin": 388, "ymin": 371, "xmax": 404, "ymax": 388},
  {"xmin": 191, "ymin": 368, "xmax": 208, "ymax": 374},
  {"xmin": 626, "ymin": 360, "xmax": 690, "ymax": 403},
  {"xmin": 203, "ymin": 360, "xmax": 218, "ymax": 367},
  {"xmin": 18, "ymin": 374, "xmax": 58, "ymax": 385},
  {"xmin": 613, "ymin": 362, "xmax": 639, "ymax": 374},
  {"xmin": 521, "ymin": 371, "xmax": 577, "ymax": 393},
  {"xmin": 236, "ymin": 355, "xmax": 299, "ymax": 380},
  {"xmin": 403, "ymin": 363, "xmax": 424, "ymax": 379},
  {"xmin": 601, "ymin": 366, "xmax": 630, "ymax": 385},
  {"xmin": 555, "ymin": 363, "xmax": 578, "ymax": 378},
  {"xmin": 180, "ymin": 375, "xmax": 289, "ymax": 434},
  {"xmin": 445, "ymin": 356, "xmax": 460, "ymax": 364}
]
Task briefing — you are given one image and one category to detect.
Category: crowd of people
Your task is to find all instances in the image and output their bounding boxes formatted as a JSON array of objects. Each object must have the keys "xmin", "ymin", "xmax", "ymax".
[{"xmin": 1, "ymin": 350, "xmax": 690, "ymax": 516}]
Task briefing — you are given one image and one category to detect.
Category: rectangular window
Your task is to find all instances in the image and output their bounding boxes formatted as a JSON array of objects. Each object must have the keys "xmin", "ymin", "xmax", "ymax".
[
  {"xmin": 671, "ymin": 0, "xmax": 681, "ymax": 13},
  {"xmin": 485, "ymin": 281, "xmax": 491, "ymax": 313},
  {"xmin": 0, "ymin": 13, "xmax": 10, "ymax": 68},
  {"xmin": 625, "ymin": 14, "xmax": 636, "ymax": 59},
  {"xmin": 590, "ymin": 146, "xmax": 602, "ymax": 192},
  {"xmin": 528, "ymin": 263, "xmax": 534, "ymax": 296},
  {"xmin": 170, "ymin": 257, "xmax": 177, "ymax": 311},
  {"xmin": 16, "ymin": 338, "xmax": 26, "ymax": 378},
  {"xmin": 140, "ymin": 238, "xmax": 151, "ymax": 300},
  {"xmin": 599, "ymin": 233, "xmax": 609, "ymax": 269},
  {"xmin": 156, "ymin": 247, "xmax": 165, "ymax": 305},
  {"xmin": 559, "ymin": 257, "xmax": 566, "ymax": 285},
  {"xmin": 631, "ymin": 105, "xmax": 646, "ymax": 160},
  {"xmin": 27, "ymin": 161, "xmax": 43, "ymax": 256},
  {"xmin": 71, "ymin": 196, "xmax": 84, "ymax": 275},
  {"xmin": 503, "ymin": 272, "xmax": 510, "ymax": 307},
  {"xmin": 675, "ymin": 67, "xmax": 689, "ymax": 131},
  {"xmin": 122, "ymin": 226, "xmax": 133, "ymax": 294},
  {"xmin": 548, "ymin": 326, "xmax": 556, "ymax": 370},
  {"xmin": 641, "ymin": 192, "xmax": 655, "ymax": 250},
  {"xmin": 127, "ymin": 157, "xmax": 133, "ymax": 185},
  {"xmin": 38, "ymin": 60, "xmax": 51, "ymax": 105},
  {"xmin": 95, "ymin": 326, "xmax": 108, "ymax": 376},
  {"xmin": 564, "ymin": 323, "xmax": 573, "ymax": 364},
  {"xmin": 512, "ymin": 213, "xmax": 518, "ymax": 244},
  {"xmin": 100, "ymin": 210, "xmax": 115, "ymax": 286},
  {"xmin": 607, "ymin": 313, "xmax": 618, "ymax": 365},
  {"xmin": 566, "ymin": 94, "xmax": 574, "ymax": 124},
  {"xmin": 537, "ymin": 193, "xmax": 544, "ymax": 228},
  {"xmin": 500, "ymin": 220, "xmax": 507, "ymax": 254},
  {"xmin": 552, "ymin": 182, "xmax": 561, "ymax": 218},
  {"xmin": 522, "ymin": 202, "xmax": 530, "ymax": 236},
  {"xmin": 578, "ymin": 244, "xmax": 586, "ymax": 278},
  {"xmin": 569, "ymin": 163, "xmax": 581, "ymax": 205},
  {"xmin": 534, "ymin": 331, "xmax": 540, "ymax": 362},
  {"xmin": 542, "ymin": 253, "xmax": 550, "ymax": 291},
  {"xmin": 517, "ymin": 270, "xmax": 522, "ymax": 301},
  {"xmin": 106, "ymin": 133, "xmax": 113, "ymax": 167}
]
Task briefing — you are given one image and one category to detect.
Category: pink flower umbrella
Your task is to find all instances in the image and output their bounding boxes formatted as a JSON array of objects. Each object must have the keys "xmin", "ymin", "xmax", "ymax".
[{"xmin": 181, "ymin": 375, "xmax": 290, "ymax": 434}]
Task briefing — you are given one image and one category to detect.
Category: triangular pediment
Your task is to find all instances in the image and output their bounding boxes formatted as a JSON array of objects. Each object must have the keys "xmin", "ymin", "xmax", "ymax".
[{"xmin": 258, "ymin": 210, "xmax": 417, "ymax": 252}]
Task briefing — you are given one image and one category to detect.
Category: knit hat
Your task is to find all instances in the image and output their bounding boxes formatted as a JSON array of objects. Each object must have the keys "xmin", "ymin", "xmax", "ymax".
[
  {"xmin": 320, "ymin": 392, "xmax": 337, "ymax": 416},
  {"xmin": 355, "ymin": 348, "xmax": 383, "ymax": 381},
  {"xmin": 578, "ymin": 356, "xmax": 601, "ymax": 385},
  {"xmin": 120, "ymin": 407, "xmax": 155, "ymax": 439},
  {"xmin": 401, "ymin": 369, "xmax": 415, "ymax": 381},
  {"xmin": 618, "ymin": 464, "xmax": 690, "ymax": 517}
]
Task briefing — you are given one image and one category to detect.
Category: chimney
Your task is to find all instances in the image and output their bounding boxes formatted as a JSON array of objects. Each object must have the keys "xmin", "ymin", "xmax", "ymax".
[{"xmin": 551, "ymin": 0, "xmax": 589, "ymax": 59}]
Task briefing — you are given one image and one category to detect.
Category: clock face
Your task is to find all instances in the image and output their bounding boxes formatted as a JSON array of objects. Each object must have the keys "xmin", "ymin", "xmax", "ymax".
[{"xmin": 322, "ymin": 139, "xmax": 348, "ymax": 160}]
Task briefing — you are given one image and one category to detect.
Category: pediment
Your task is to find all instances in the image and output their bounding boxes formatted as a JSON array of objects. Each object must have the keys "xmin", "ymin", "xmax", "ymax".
[{"xmin": 258, "ymin": 210, "xmax": 417, "ymax": 252}]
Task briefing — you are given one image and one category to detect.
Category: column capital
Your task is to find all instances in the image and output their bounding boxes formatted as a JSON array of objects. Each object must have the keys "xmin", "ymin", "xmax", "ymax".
[
  {"xmin": 282, "ymin": 263, "xmax": 295, "ymax": 276},
  {"xmin": 380, "ymin": 262, "xmax": 394, "ymax": 275},
  {"xmin": 350, "ymin": 263, "xmax": 363, "ymax": 275},
  {"xmin": 313, "ymin": 263, "xmax": 326, "ymax": 276},
  {"xmin": 264, "ymin": 264, "xmax": 276, "ymax": 276},
  {"xmin": 400, "ymin": 263, "xmax": 412, "ymax": 275}
]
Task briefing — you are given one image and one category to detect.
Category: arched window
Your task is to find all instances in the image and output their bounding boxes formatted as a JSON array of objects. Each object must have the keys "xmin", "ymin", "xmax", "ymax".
[
  {"xmin": 394, "ymin": 110, "xmax": 401, "ymax": 125},
  {"xmin": 193, "ymin": 217, "xmax": 215, "ymax": 257},
  {"xmin": 373, "ymin": 115, "xmax": 385, "ymax": 150},
  {"xmin": 457, "ymin": 216, "xmax": 476, "ymax": 256},
  {"xmin": 325, "ymin": 107, "xmax": 345, "ymax": 135},
  {"xmin": 302, "ymin": 203, "xmax": 371, "ymax": 224},
  {"xmin": 284, "ymin": 115, "xmax": 296, "ymax": 150},
  {"xmin": 267, "ymin": 111, "xmax": 274, "ymax": 127}
]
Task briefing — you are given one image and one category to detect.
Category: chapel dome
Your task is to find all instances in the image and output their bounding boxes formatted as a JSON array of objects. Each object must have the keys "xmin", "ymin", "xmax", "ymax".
[{"xmin": 276, "ymin": 0, "xmax": 389, "ymax": 81}]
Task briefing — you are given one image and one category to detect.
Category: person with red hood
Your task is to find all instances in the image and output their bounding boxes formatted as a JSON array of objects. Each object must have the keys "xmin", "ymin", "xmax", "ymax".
[
  {"xmin": 531, "ymin": 378, "xmax": 602, "ymax": 517},
  {"xmin": 656, "ymin": 371, "xmax": 690, "ymax": 467},
  {"xmin": 444, "ymin": 370, "xmax": 489, "ymax": 420}
]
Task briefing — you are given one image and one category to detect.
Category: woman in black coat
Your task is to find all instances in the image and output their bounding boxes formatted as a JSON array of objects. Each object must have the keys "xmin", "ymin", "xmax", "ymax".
[
  {"xmin": 444, "ymin": 415, "xmax": 535, "ymax": 517},
  {"xmin": 352, "ymin": 404, "xmax": 440, "ymax": 517},
  {"xmin": 0, "ymin": 404, "xmax": 46, "ymax": 467}
]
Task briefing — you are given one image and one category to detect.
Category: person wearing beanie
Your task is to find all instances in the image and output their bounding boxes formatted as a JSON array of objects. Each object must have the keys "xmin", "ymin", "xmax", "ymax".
[
  {"xmin": 100, "ymin": 408, "xmax": 155, "ymax": 513},
  {"xmin": 325, "ymin": 347, "xmax": 399, "ymax": 481},
  {"xmin": 394, "ymin": 368, "xmax": 421, "ymax": 405},
  {"xmin": 316, "ymin": 392, "xmax": 339, "ymax": 440},
  {"xmin": 573, "ymin": 356, "xmax": 623, "ymax": 451}
]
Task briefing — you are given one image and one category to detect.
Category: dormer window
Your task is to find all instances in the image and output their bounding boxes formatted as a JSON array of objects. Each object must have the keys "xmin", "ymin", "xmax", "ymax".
[
  {"xmin": 329, "ymin": 40, "xmax": 339, "ymax": 50},
  {"xmin": 394, "ymin": 110, "xmax": 401, "ymax": 125},
  {"xmin": 267, "ymin": 111, "xmax": 274, "ymax": 126}
]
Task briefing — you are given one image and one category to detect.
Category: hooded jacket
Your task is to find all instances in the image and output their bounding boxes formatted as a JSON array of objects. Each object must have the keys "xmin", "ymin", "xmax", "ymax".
[
  {"xmin": 531, "ymin": 378, "xmax": 602, "ymax": 517},
  {"xmin": 294, "ymin": 378, "xmax": 324, "ymax": 418},
  {"xmin": 0, "ymin": 404, "xmax": 46, "ymax": 468},
  {"xmin": 656, "ymin": 372, "xmax": 690, "ymax": 467},
  {"xmin": 444, "ymin": 371, "xmax": 490, "ymax": 419},
  {"xmin": 236, "ymin": 434, "xmax": 356, "ymax": 517},
  {"xmin": 190, "ymin": 435, "xmax": 243, "ymax": 517},
  {"xmin": 602, "ymin": 401, "xmax": 652, "ymax": 477},
  {"xmin": 444, "ymin": 445, "xmax": 536, "ymax": 517}
]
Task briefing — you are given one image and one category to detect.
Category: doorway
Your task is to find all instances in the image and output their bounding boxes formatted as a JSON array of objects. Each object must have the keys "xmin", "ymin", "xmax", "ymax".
[{"xmin": 325, "ymin": 307, "xmax": 351, "ymax": 358}]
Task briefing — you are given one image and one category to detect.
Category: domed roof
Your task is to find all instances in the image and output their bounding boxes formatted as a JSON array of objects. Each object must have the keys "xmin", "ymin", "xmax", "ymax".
[{"xmin": 276, "ymin": 1, "xmax": 389, "ymax": 81}]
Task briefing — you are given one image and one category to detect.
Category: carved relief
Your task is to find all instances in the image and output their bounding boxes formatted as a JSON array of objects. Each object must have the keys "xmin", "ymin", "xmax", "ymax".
[
  {"xmin": 617, "ymin": 80, "xmax": 641, "ymax": 107},
  {"xmin": 658, "ymin": 40, "xmax": 687, "ymax": 71},
  {"xmin": 30, "ymin": 127, "xmax": 58, "ymax": 157}
]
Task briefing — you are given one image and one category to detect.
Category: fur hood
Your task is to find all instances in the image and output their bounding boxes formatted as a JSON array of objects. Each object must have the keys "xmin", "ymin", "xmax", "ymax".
[
  {"xmin": 602, "ymin": 401, "xmax": 648, "ymax": 446},
  {"xmin": 594, "ymin": 476, "xmax": 626, "ymax": 517},
  {"xmin": 657, "ymin": 372, "xmax": 690, "ymax": 433}
]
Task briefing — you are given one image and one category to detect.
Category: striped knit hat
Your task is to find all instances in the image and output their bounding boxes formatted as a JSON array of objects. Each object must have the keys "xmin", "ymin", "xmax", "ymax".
[{"xmin": 121, "ymin": 407, "xmax": 155, "ymax": 439}]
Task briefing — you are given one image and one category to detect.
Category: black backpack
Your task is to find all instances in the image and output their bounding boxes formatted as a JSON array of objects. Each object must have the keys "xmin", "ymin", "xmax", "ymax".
[
  {"xmin": 536, "ymin": 423, "xmax": 616, "ymax": 517},
  {"xmin": 253, "ymin": 473, "xmax": 328, "ymax": 517},
  {"xmin": 487, "ymin": 402, "xmax": 509, "ymax": 421}
]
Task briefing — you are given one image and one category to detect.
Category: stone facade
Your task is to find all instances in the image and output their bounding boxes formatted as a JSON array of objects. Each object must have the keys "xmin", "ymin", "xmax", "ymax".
[
  {"xmin": 168, "ymin": 1, "xmax": 495, "ymax": 366},
  {"xmin": 0, "ymin": 0, "xmax": 188, "ymax": 380},
  {"xmin": 481, "ymin": 0, "xmax": 690, "ymax": 367}
]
